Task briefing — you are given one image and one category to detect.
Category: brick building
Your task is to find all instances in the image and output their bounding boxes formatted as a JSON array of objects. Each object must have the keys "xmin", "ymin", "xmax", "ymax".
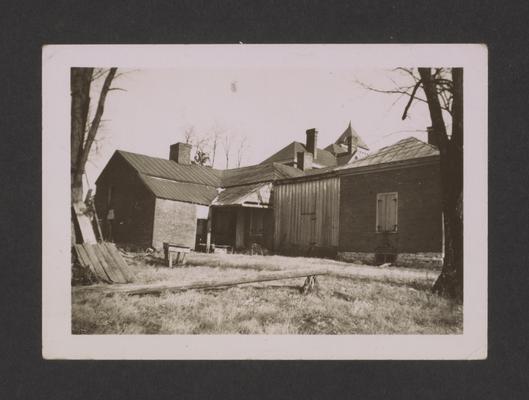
[
  {"xmin": 94, "ymin": 143, "xmax": 302, "ymax": 251},
  {"xmin": 95, "ymin": 123, "xmax": 444, "ymax": 268},
  {"xmin": 273, "ymin": 137, "xmax": 443, "ymax": 268}
]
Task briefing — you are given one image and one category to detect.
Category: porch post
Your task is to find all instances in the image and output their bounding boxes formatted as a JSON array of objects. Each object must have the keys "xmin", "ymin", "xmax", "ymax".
[
  {"xmin": 206, "ymin": 206, "xmax": 213, "ymax": 253},
  {"xmin": 235, "ymin": 207, "xmax": 245, "ymax": 249}
]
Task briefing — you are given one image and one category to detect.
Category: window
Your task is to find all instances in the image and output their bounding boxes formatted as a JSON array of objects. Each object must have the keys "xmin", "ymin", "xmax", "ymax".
[
  {"xmin": 250, "ymin": 209, "xmax": 264, "ymax": 236},
  {"xmin": 376, "ymin": 192, "xmax": 398, "ymax": 232}
]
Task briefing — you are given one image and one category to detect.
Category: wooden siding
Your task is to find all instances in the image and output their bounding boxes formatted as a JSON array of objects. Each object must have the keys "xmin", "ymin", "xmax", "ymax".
[{"xmin": 273, "ymin": 177, "xmax": 340, "ymax": 252}]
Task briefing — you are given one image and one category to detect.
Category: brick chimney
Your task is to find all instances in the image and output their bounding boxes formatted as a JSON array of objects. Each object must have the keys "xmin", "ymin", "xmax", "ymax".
[
  {"xmin": 427, "ymin": 126, "xmax": 438, "ymax": 148},
  {"xmin": 169, "ymin": 142, "xmax": 192, "ymax": 164},
  {"xmin": 297, "ymin": 151, "xmax": 313, "ymax": 171},
  {"xmin": 305, "ymin": 128, "xmax": 318, "ymax": 159}
]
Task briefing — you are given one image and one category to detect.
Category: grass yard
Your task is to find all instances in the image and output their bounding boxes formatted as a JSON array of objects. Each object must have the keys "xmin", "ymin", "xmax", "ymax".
[{"xmin": 72, "ymin": 251, "xmax": 463, "ymax": 335}]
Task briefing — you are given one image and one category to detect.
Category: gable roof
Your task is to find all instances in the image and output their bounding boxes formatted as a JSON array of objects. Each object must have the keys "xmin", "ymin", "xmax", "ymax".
[
  {"xmin": 259, "ymin": 141, "xmax": 337, "ymax": 167},
  {"xmin": 138, "ymin": 174, "xmax": 219, "ymax": 205},
  {"xmin": 212, "ymin": 182, "xmax": 272, "ymax": 207},
  {"xmin": 221, "ymin": 162, "xmax": 304, "ymax": 187},
  {"xmin": 334, "ymin": 121, "xmax": 369, "ymax": 150},
  {"xmin": 335, "ymin": 137, "xmax": 439, "ymax": 171},
  {"xmin": 276, "ymin": 137, "xmax": 439, "ymax": 185},
  {"xmin": 117, "ymin": 150, "xmax": 221, "ymax": 187},
  {"xmin": 99, "ymin": 149, "xmax": 304, "ymax": 205}
]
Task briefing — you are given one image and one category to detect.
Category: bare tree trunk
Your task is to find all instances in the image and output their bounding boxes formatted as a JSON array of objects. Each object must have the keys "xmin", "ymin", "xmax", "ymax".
[
  {"xmin": 71, "ymin": 68, "xmax": 117, "ymax": 204},
  {"xmin": 71, "ymin": 68, "xmax": 117, "ymax": 246},
  {"xmin": 71, "ymin": 68, "xmax": 93, "ymax": 203},
  {"xmin": 419, "ymin": 68, "xmax": 463, "ymax": 300},
  {"xmin": 211, "ymin": 132, "xmax": 219, "ymax": 167}
]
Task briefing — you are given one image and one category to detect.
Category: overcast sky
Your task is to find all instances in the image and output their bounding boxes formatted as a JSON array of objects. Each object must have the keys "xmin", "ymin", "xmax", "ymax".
[{"xmin": 85, "ymin": 67, "xmax": 432, "ymax": 183}]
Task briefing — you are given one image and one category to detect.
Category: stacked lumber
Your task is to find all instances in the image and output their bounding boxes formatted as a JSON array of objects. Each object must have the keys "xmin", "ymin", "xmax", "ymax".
[{"xmin": 73, "ymin": 242, "xmax": 134, "ymax": 284}]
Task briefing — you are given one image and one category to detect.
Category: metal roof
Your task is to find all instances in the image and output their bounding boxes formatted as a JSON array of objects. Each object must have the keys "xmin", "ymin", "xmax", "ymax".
[
  {"xmin": 105, "ymin": 150, "xmax": 303, "ymax": 205},
  {"xmin": 259, "ymin": 141, "xmax": 338, "ymax": 167},
  {"xmin": 118, "ymin": 150, "xmax": 221, "ymax": 186},
  {"xmin": 220, "ymin": 162, "xmax": 303, "ymax": 187},
  {"xmin": 138, "ymin": 174, "xmax": 219, "ymax": 205},
  {"xmin": 276, "ymin": 137, "xmax": 439, "ymax": 184},
  {"xmin": 335, "ymin": 137, "xmax": 439, "ymax": 171},
  {"xmin": 212, "ymin": 182, "xmax": 271, "ymax": 206}
]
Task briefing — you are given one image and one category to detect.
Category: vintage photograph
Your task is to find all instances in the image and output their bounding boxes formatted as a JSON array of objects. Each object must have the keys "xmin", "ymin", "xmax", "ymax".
[{"xmin": 43, "ymin": 45, "xmax": 487, "ymax": 358}]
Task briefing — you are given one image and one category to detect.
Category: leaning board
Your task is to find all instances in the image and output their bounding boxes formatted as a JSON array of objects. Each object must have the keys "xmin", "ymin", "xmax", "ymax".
[{"xmin": 73, "ymin": 242, "xmax": 134, "ymax": 284}]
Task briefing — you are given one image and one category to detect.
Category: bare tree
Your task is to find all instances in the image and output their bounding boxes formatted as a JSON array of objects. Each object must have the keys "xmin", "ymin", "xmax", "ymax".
[
  {"xmin": 209, "ymin": 124, "xmax": 224, "ymax": 168},
  {"xmin": 181, "ymin": 125, "xmax": 213, "ymax": 165},
  {"xmin": 71, "ymin": 67, "xmax": 118, "ymax": 204},
  {"xmin": 194, "ymin": 133, "xmax": 210, "ymax": 157},
  {"xmin": 222, "ymin": 133, "xmax": 233, "ymax": 169},
  {"xmin": 183, "ymin": 125, "xmax": 195, "ymax": 144},
  {"xmin": 235, "ymin": 135, "xmax": 249, "ymax": 168},
  {"xmin": 360, "ymin": 68, "xmax": 463, "ymax": 299}
]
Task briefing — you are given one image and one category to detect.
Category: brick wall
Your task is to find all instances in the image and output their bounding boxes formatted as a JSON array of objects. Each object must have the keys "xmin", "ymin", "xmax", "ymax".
[
  {"xmin": 152, "ymin": 198, "xmax": 197, "ymax": 250},
  {"xmin": 339, "ymin": 161, "xmax": 443, "ymax": 255},
  {"xmin": 95, "ymin": 153, "xmax": 155, "ymax": 247}
]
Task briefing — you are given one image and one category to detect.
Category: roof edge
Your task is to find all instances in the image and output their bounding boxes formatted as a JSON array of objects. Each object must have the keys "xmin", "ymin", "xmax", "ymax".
[{"xmin": 275, "ymin": 154, "xmax": 440, "ymax": 185}]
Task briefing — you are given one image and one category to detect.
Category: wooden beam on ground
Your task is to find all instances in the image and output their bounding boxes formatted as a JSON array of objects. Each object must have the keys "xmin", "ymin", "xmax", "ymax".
[{"xmin": 73, "ymin": 268, "xmax": 329, "ymax": 296}]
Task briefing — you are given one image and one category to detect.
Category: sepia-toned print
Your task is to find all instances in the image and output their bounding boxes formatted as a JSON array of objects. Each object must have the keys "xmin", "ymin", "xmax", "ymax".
[{"xmin": 43, "ymin": 45, "xmax": 487, "ymax": 358}]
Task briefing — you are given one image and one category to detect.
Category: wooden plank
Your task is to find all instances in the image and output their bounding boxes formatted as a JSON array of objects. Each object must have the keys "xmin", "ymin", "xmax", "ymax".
[
  {"xmin": 98, "ymin": 243, "xmax": 129, "ymax": 283},
  {"xmin": 73, "ymin": 202, "xmax": 97, "ymax": 244},
  {"xmin": 73, "ymin": 244, "xmax": 89, "ymax": 267},
  {"xmin": 73, "ymin": 244, "xmax": 97, "ymax": 277},
  {"xmin": 73, "ymin": 268, "xmax": 329, "ymax": 296},
  {"xmin": 82, "ymin": 244, "xmax": 112, "ymax": 283},
  {"xmin": 103, "ymin": 242, "xmax": 134, "ymax": 283},
  {"xmin": 94, "ymin": 243, "xmax": 126, "ymax": 283}
]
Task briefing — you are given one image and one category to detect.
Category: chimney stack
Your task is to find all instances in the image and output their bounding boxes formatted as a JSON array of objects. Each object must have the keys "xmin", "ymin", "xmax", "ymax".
[
  {"xmin": 297, "ymin": 151, "xmax": 313, "ymax": 171},
  {"xmin": 305, "ymin": 128, "xmax": 318, "ymax": 159},
  {"xmin": 169, "ymin": 142, "xmax": 192, "ymax": 164},
  {"xmin": 427, "ymin": 126, "xmax": 438, "ymax": 148}
]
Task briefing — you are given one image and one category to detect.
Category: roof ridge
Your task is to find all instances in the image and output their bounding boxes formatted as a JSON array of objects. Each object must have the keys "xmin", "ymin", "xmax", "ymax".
[
  {"xmin": 117, "ymin": 149, "xmax": 223, "ymax": 172},
  {"xmin": 139, "ymin": 172, "xmax": 220, "ymax": 188}
]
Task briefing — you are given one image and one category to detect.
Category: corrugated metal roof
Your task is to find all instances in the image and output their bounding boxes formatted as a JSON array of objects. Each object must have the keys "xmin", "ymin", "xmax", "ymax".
[
  {"xmin": 276, "ymin": 137, "xmax": 439, "ymax": 184},
  {"xmin": 220, "ymin": 162, "xmax": 303, "ymax": 187},
  {"xmin": 138, "ymin": 174, "xmax": 218, "ymax": 205},
  {"xmin": 108, "ymin": 150, "xmax": 304, "ymax": 205},
  {"xmin": 212, "ymin": 183, "xmax": 271, "ymax": 206},
  {"xmin": 335, "ymin": 137, "xmax": 439, "ymax": 171},
  {"xmin": 118, "ymin": 150, "xmax": 221, "ymax": 186},
  {"xmin": 259, "ymin": 141, "xmax": 337, "ymax": 167}
]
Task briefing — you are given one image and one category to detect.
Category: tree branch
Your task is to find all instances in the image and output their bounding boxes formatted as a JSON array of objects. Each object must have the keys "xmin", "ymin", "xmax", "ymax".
[
  {"xmin": 76, "ymin": 68, "xmax": 117, "ymax": 176},
  {"xmin": 401, "ymin": 80, "xmax": 422, "ymax": 120}
]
